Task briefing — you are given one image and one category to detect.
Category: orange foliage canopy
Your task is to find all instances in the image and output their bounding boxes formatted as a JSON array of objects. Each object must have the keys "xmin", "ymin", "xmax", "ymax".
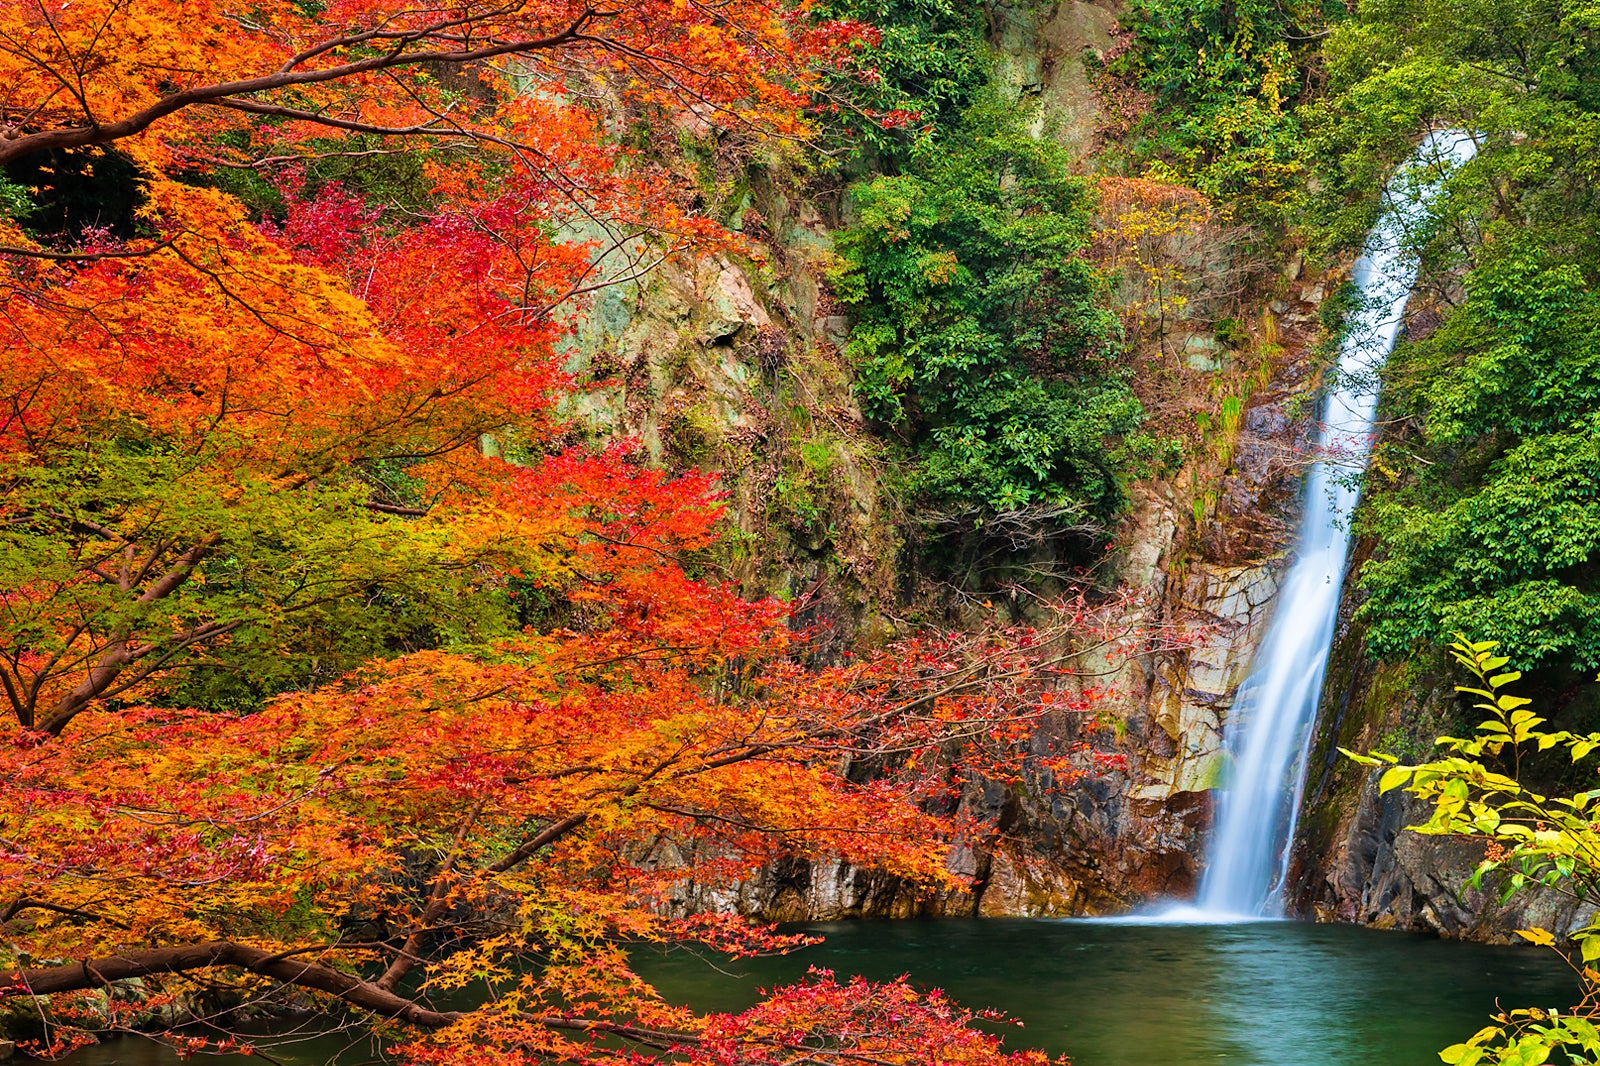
[
  {"xmin": 3, "ymin": 612, "xmax": 1093, "ymax": 1063},
  {"xmin": 0, "ymin": 0, "xmax": 865, "ymax": 169},
  {"xmin": 0, "ymin": 1, "xmax": 1095, "ymax": 1062}
]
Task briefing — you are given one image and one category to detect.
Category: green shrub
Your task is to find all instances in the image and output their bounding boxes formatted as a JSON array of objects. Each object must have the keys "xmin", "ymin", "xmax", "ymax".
[
  {"xmin": 1358, "ymin": 235, "xmax": 1600, "ymax": 671},
  {"xmin": 831, "ymin": 96, "xmax": 1163, "ymax": 524}
]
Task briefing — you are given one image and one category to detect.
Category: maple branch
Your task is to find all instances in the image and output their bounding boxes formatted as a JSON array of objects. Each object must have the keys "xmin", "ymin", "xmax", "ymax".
[
  {"xmin": 373, "ymin": 798, "xmax": 485, "ymax": 992},
  {"xmin": 584, "ymin": 530, "xmax": 731, "ymax": 578},
  {"xmin": 486, "ymin": 811, "xmax": 590, "ymax": 873},
  {"xmin": 365, "ymin": 500, "xmax": 430, "ymax": 516},
  {"xmin": 0, "ymin": 943, "xmax": 464, "ymax": 1027},
  {"xmin": 523, "ymin": 1015, "xmax": 690, "ymax": 1050},
  {"xmin": 273, "ymin": 4, "xmax": 527, "ymax": 73},
  {"xmin": 0, "ymin": 896, "xmax": 127, "ymax": 928},
  {"xmin": 241, "ymin": 143, "xmax": 475, "ymax": 168},
  {"xmin": 270, "ymin": 811, "xmax": 596, "ymax": 995},
  {"xmin": 0, "ymin": 944, "xmax": 700, "ymax": 1049},
  {"xmin": 38, "ymin": 539, "xmax": 215, "ymax": 735},
  {"xmin": 165, "ymin": 242, "xmax": 346, "ymax": 350},
  {"xmin": 641, "ymin": 802, "xmax": 930, "ymax": 837},
  {"xmin": 0, "ymin": 13, "xmax": 599, "ymax": 166},
  {"xmin": 0, "ymin": 669, "xmax": 27, "ymax": 729},
  {"xmin": 0, "ymin": 237, "xmax": 179, "ymax": 262},
  {"xmin": 207, "ymin": 98, "xmax": 468, "ymax": 139},
  {"xmin": 11, "ymin": 617, "xmax": 91, "ymax": 728}
]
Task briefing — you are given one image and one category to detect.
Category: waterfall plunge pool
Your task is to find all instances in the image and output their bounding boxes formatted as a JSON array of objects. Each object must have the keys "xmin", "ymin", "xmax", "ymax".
[{"xmin": 61, "ymin": 919, "xmax": 1576, "ymax": 1066}]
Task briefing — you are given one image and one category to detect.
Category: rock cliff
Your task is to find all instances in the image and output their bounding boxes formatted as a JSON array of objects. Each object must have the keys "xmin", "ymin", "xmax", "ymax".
[
  {"xmin": 558, "ymin": 0, "xmax": 1535, "ymax": 930},
  {"xmin": 572, "ymin": 150, "xmax": 1345, "ymax": 917}
]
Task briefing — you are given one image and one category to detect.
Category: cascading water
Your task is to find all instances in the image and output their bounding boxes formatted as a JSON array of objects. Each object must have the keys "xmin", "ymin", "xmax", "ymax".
[{"xmin": 1190, "ymin": 130, "xmax": 1479, "ymax": 920}]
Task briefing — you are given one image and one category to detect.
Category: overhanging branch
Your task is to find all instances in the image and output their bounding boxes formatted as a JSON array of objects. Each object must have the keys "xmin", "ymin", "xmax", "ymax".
[
  {"xmin": 0, "ymin": 942, "xmax": 463, "ymax": 1026},
  {"xmin": 0, "ymin": 11, "xmax": 599, "ymax": 167}
]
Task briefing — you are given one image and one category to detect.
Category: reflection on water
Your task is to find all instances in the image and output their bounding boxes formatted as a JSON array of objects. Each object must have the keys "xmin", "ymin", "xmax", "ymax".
[
  {"xmin": 639, "ymin": 920, "xmax": 1576, "ymax": 1066},
  {"xmin": 63, "ymin": 920, "xmax": 1577, "ymax": 1066}
]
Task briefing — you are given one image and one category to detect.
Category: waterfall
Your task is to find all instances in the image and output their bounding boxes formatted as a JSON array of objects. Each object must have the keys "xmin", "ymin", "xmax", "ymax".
[{"xmin": 1190, "ymin": 130, "xmax": 1479, "ymax": 919}]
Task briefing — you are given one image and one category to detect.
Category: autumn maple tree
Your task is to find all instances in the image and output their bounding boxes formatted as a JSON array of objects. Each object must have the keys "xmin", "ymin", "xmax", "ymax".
[
  {"xmin": 0, "ymin": 0, "xmax": 1108, "ymax": 1062},
  {"xmin": 0, "ymin": 608, "xmax": 1102, "ymax": 1062}
]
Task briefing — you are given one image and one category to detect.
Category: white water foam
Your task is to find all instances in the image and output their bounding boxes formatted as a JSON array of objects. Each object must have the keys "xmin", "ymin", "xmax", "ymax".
[{"xmin": 1079, "ymin": 904, "xmax": 1277, "ymax": 926}]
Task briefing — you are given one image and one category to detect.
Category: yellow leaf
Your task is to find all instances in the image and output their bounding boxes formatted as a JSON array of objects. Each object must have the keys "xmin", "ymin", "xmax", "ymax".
[{"xmin": 1379, "ymin": 766, "xmax": 1412, "ymax": 793}]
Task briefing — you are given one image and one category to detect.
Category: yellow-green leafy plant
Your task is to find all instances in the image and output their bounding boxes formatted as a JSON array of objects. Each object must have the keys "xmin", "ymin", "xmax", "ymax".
[{"xmin": 1346, "ymin": 639, "xmax": 1600, "ymax": 1065}]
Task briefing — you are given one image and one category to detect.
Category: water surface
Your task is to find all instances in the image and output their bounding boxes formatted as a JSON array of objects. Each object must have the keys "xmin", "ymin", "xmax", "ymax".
[{"xmin": 64, "ymin": 919, "xmax": 1576, "ymax": 1065}]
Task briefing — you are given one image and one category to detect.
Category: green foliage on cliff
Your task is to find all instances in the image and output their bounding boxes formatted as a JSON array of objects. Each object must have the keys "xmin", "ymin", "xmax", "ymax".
[
  {"xmin": 1105, "ymin": 0, "xmax": 1331, "ymax": 217},
  {"xmin": 1358, "ymin": 240, "xmax": 1600, "ymax": 669},
  {"xmin": 1304, "ymin": 0, "xmax": 1600, "ymax": 259},
  {"xmin": 814, "ymin": 0, "xmax": 991, "ymax": 162},
  {"xmin": 831, "ymin": 98, "xmax": 1162, "ymax": 523},
  {"xmin": 1303, "ymin": 0, "xmax": 1600, "ymax": 673}
]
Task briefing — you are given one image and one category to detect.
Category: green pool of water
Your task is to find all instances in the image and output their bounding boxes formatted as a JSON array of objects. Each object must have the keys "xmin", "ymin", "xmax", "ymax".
[{"xmin": 61, "ymin": 919, "xmax": 1578, "ymax": 1065}]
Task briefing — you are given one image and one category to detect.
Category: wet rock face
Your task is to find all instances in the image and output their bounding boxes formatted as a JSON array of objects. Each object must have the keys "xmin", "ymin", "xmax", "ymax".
[
  {"xmin": 991, "ymin": 0, "xmax": 1120, "ymax": 154},
  {"xmin": 1211, "ymin": 403, "xmax": 1299, "ymax": 560},
  {"xmin": 1142, "ymin": 560, "xmax": 1283, "ymax": 798},
  {"xmin": 702, "ymin": 257, "xmax": 773, "ymax": 345},
  {"xmin": 1307, "ymin": 772, "xmax": 1598, "ymax": 941}
]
